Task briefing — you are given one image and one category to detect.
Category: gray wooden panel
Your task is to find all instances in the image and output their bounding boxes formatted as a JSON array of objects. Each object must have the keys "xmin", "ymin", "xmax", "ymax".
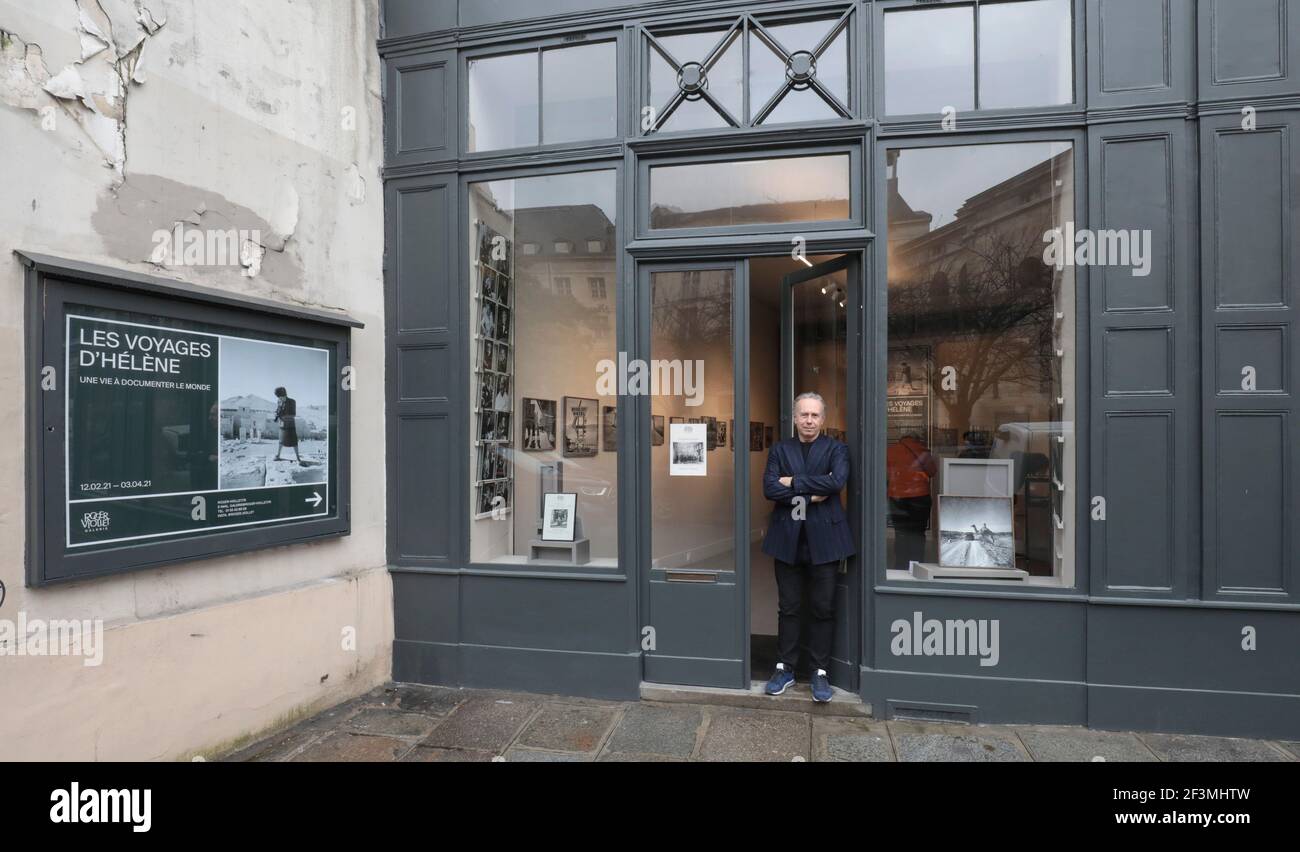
[
  {"xmin": 395, "ymin": 415, "xmax": 451, "ymax": 559},
  {"xmin": 382, "ymin": 0, "xmax": 457, "ymax": 40},
  {"xmin": 393, "ymin": 572, "xmax": 461, "ymax": 644},
  {"xmin": 1088, "ymin": 0, "xmax": 1195, "ymax": 109},
  {"xmin": 385, "ymin": 50, "xmax": 457, "ymax": 168},
  {"xmin": 460, "ymin": 575, "xmax": 631, "ymax": 652},
  {"xmin": 1213, "ymin": 413, "xmax": 1287, "ymax": 593},
  {"xmin": 1099, "ymin": 134, "xmax": 1173, "ymax": 311},
  {"xmin": 1089, "ymin": 119, "xmax": 1195, "ymax": 598},
  {"xmin": 1101, "ymin": 413, "xmax": 1174, "ymax": 590},
  {"xmin": 1217, "ymin": 326, "xmax": 1288, "ymax": 393},
  {"xmin": 386, "ymin": 174, "xmax": 459, "ymax": 566},
  {"xmin": 395, "ymin": 183, "xmax": 451, "ymax": 330},
  {"xmin": 1212, "ymin": 128, "xmax": 1286, "ymax": 308},
  {"xmin": 1104, "ymin": 327, "xmax": 1172, "ymax": 395},
  {"xmin": 1200, "ymin": 111, "xmax": 1298, "ymax": 602},
  {"xmin": 1200, "ymin": 0, "xmax": 1300, "ymax": 100}
]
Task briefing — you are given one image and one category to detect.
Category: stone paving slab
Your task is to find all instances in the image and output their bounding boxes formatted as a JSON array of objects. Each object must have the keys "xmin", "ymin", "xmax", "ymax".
[
  {"xmin": 813, "ymin": 716, "xmax": 895, "ymax": 762},
  {"xmin": 1017, "ymin": 727, "xmax": 1158, "ymax": 762},
  {"xmin": 385, "ymin": 684, "xmax": 469, "ymax": 716},
  {"xmin": 346, "ymin": 708, "xmax": 443, "ymax": 739},
  {"xmin": 516, "ymin": 703, "xmax": 619, "ymax": 754},
  {"xmin": 698, "ymin": 708, "xmax": 810, "ymax": 762},
  {"xmin": 421, "ymin": 696, "xmax": 539, "ymax": 752},
  {"xmin": 506, "ymin": 747, "xmax": 595, "ymax": 762},
  {"xmin": 1137, "ymin": 733, "xmax": 1294, "ymax": 762},
  {"xmin": 602, "ymin": 703, "xmax": 703, "ymax": 759},
  {"xmin": 401, "ymin": 746, "xmax": 498, "ymax": 763},
  {"xmin": 890, "ymin": 721, "xmax": 1031, "ymax": 762},
  {"xmin": 294, "ymin": 732, "xmax": 414, "ymax": 762},
  {"xmin": 597, "ymin": 751, "xmax": 689, "ymax": 762},
  {"xmin": 1279, "ymin": 741, "xmax": 1300, "ymax": 760}
]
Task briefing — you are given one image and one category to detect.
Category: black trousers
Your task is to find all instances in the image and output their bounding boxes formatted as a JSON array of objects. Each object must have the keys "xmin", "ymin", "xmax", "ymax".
[{"xmin": 774, "ymin": 559, "xmax": 838, "ymax": 673}]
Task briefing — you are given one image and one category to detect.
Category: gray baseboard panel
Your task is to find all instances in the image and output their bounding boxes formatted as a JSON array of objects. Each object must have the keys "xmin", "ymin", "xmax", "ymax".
[
  {"xmin": 861, "ymin": 666, "xmax": 1088, "ymax": 726},
  {"xmin": 393, "ymin": 639, "xmax": 642, "ymax": 700},
  {"xmin": 1087, "ymin": 684, "xmax": 1300, "ymax": 740}
]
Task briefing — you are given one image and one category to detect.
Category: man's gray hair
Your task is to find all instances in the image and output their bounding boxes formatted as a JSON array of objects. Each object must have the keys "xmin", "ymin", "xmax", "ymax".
[{"xmin": 794, "ymin": 392, "xmax": 826, "ymax": 414}]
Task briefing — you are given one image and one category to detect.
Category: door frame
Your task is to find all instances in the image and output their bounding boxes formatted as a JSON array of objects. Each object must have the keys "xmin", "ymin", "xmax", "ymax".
[{"xmin": 633, "ymin": 247, "xmax": 866, "ymax": 691}]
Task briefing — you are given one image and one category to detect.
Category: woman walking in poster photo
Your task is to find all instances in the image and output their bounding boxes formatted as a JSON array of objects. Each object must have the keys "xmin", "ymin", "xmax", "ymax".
[{"xmin": 273, "ymin": 386, "xmax": 302, "ymax": 465}]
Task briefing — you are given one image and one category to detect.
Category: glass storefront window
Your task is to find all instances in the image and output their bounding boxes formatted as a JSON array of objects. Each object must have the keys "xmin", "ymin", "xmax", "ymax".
[
  {"xmin": 468, "ymin": 41, "xmax": 617, "ymax": 152},
  {"xmin": 648, "ymin": 154, "xmax": 851, "ymax": 230},
  {"xmin": 884, "ymin": 141, "xmax": 1075, "ymax": 581},
  {"xmin": 468, "ymin": 170, "xmax": 619, "ymax": 564},
  {"xmin": 883, "ymin": 0, "xmax": 1073, "ymax": 115}
]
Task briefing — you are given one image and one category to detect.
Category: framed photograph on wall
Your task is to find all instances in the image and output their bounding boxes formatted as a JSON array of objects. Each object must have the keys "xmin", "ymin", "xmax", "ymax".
[
  {"xmin": 651, "ymin": 415, "xmax": 665, "ymax": 446},
  {"xmin": 522, "ymin": 398, "xmax": 557, "ymax": 451},
  {"xmin": 716, "ymin": 420, "xmax": 727, "ymax": 448},
  {"xmin": 750, "ymin": 422, "xmax": 764, "ymax": 451},
  {"xmin": 562, "ymin": 396, "xmax": 598, "ymax": 457},
  {"xmin": 937, "ymin": 496, "xmax": 1015, "ymax": 570},
  {"xmin": 705, "ymin": 416, "xmax": 717, "ymax": 451},
  {"xmin": 477, "ymin": 301, "xmax": 497, "ymax": 340},
  {"xmin": 541, "ymin": 492, "xmax": 578, "ymax": 542},
  {"xmin": 601, "ymin": 405, "xmax": 617, "ymax": 452}
]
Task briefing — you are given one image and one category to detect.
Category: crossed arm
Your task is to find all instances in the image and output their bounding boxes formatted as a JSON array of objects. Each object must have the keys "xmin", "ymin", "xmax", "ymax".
[{"xmin": 763, "ymin": 442, "xmax": 849, "ymax": 504}]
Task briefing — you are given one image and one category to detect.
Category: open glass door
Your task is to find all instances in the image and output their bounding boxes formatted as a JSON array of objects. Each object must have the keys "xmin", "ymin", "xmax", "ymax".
[
  {"xmin": 641, "ymin": 262, "xmax": 749, "ymax": 688},
  {"xmin": 778, "ymin": 254, "xmax": 860, "ymax": 692}
]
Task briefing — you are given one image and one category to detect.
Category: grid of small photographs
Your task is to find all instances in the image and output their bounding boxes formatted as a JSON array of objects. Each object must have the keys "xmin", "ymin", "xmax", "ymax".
[
  {"xmin": 474, "ymin": 220, "xmax": 514, "ymax": 519},
  {"xmin": 1050, "ymin": 263, "xmax": 1068, "ymax": 574}
]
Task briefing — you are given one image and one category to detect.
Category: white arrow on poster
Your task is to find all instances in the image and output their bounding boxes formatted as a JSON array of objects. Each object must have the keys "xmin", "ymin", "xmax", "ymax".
[{"xmin": 669, "ymin": 422, "xmax": 707, "ymax": 477}]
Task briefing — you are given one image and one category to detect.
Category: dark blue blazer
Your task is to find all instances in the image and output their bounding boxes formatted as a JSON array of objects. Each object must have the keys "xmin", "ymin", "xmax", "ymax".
[{"xmin": 761, "ymin": 435, "xmax": 856, "ymax": 565}]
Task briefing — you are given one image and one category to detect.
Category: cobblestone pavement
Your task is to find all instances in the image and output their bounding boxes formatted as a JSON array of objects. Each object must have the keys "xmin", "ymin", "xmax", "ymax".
[{"xmin": 226, "ymin": 683, "xmax": 1300, "ymax": 763}]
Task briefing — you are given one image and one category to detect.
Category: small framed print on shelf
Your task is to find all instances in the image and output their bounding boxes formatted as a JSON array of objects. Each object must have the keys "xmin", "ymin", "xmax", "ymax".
[{"xmin": 541, "ymin": 492, "xmax": 578, "ymax": 542}]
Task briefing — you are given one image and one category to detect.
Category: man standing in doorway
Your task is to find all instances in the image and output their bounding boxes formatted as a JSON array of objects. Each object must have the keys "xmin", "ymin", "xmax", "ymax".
[{"xmin": 761, "ymin": 392, "xmax": 855, "ymax": 702}]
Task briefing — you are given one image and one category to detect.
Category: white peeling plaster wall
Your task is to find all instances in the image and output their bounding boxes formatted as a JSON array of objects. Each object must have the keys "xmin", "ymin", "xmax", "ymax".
[{"xmin": 0, "ymin": 0, "xmax": 390, "ymax": 760}]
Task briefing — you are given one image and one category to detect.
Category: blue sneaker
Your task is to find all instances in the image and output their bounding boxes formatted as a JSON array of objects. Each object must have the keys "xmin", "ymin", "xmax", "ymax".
[
  {"xmin": 811, "ymin": 669, "xmax": 833, "ymax": 703},
  {"xmin": 765, "ymin": 664, "xmax": 795, "ymax": 696}
]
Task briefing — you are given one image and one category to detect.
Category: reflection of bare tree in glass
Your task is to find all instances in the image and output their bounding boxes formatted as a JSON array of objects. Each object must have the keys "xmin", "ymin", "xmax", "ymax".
[
  {"xmin": 889, "ymin": 226, "xmax": 1055, "ymax": 434},
  {"xmin": 652, "ymin": 270, "xmax": 732, "ymax": 344}
]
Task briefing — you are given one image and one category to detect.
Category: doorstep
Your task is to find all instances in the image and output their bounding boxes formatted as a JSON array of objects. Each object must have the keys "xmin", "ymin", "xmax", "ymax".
[{"xmin": 639, "ymin": 681, "xmax": 871, "ymax": 717}]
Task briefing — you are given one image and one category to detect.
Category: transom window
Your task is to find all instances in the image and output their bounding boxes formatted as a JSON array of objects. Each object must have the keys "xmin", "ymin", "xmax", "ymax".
[
  {"xmin": 642, "ymin": 7, "xmax": 855, "ymax": 134},
  {"xmin": 882, "ymin": 0, "xmax": 1074, "ymax": 116}
]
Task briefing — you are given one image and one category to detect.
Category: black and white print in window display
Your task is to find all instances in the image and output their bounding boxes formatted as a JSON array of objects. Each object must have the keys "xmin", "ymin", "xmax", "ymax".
[
  {"xmin": 473, "ymin": 219, "xmax": 515, "ymax": 519},
  {"xmin": 563, "ymin": 396, "xmax": 598, "ymax": 457}
]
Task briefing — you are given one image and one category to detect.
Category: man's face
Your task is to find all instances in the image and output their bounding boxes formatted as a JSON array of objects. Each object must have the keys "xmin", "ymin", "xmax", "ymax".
[{"xmin": 794, "ymin": 398, "xmax": 825, "ymax": 441}]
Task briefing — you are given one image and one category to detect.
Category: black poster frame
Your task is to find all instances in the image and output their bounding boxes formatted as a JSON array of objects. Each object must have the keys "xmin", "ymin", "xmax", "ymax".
[{"xmin": 21, "ymin": 253, "xmax": 359, "ymax": 587}]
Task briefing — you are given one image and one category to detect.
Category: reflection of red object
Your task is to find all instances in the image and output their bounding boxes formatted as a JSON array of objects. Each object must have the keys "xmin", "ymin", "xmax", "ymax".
[{"xmin": 886, "ymin": 436, "xmax": 936, "ymax": 499}]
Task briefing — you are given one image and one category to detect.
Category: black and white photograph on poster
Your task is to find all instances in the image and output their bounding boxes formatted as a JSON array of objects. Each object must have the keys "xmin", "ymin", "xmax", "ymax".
[
  {"xmin": 562, "ymin": 396, "xmax": 597, "ymax": 457},
  {"xmin": 887, "ymin": 345, "xmax": 931, "ymax": 396},
  {"xmin": 522, "ymin": 398, "xmax": 557, "ymax": 451},
  {"xmin": 219, "ymin": 337, "xmax": 329, "ymax": 489},
  {"xmin": 669, "ymin": 422, "xmax": 706, "ymax": 476},
  {"xmin": 601, "ymin": 405, "xmax": 617, "ymax": 452},
  {"xmin": 749, "ymin": 422, "xmax": 764, "ymax": 452},
  {"xmin": 478, "ymin": 301, "xmax": 497, "ymax": 340},
  {"xmin": 541, "ymin": 492, "xmax": 578, "ymax": 542},
  {"xmin": 494, "ymin": 446, "xmax": 508, "ymax": 479},
  {"xmin": 494, "ymin": 376, "xmax": 512, "ymax": 412},
  {"xmin": 651, "ymin": 415, "xmax": 665, "ymax": 447},
  {"xmin": 938, "ymin": 496, "xmax": 1015, "ymax": 569},
  {"xmin": 478, "ymin": 373, "xmax": 496, "ymax": 411}
]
